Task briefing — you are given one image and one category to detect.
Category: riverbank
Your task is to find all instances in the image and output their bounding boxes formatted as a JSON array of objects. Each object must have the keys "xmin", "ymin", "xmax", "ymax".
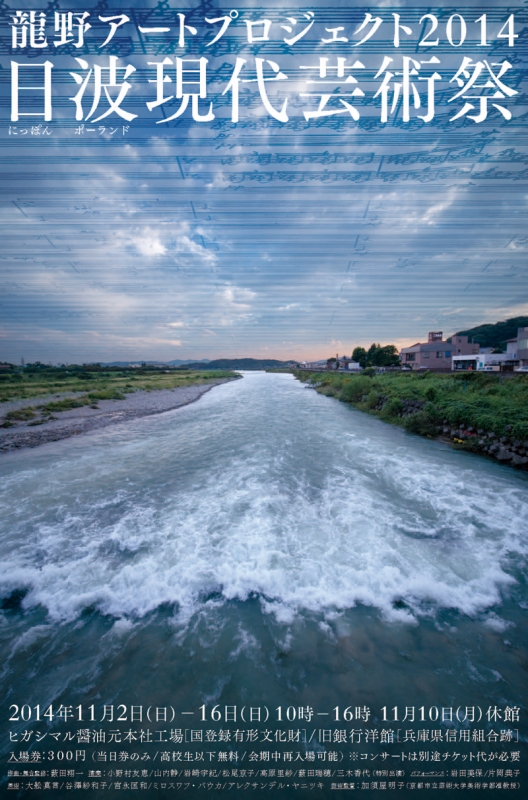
[
  {"xmin": 1, "ymin": 371, "xmax": 526, "ymax": 800},
  {"xmin": 294, "ymin": 369, "xmax": 528, "ymax": 471},
  {"xmin": 0, "ymin": 377, "xmax": 238, "ymax": 453}
]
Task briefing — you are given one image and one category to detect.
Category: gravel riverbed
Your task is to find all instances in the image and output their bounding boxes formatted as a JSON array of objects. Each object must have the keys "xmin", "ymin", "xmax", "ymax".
[{"xmin": 0, "ymin": 379, "xmax": 235, "ymax": 453}]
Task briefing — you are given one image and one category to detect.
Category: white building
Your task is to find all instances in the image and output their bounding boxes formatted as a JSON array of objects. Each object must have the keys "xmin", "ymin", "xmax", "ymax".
[
  {"xmin": 452, "ymin": 340, "xmax": 520, "ymax": 372},
  {"xmin": 452, "ymin": 354, "xmax": 501, "ymax": 371}
]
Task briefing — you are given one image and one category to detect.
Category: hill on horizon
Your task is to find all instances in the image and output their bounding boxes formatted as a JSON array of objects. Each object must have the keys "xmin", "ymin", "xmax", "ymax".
[
  {"xmin": 99, "ymin": 359, "xmax": 210, "ymax": 367},
  {"xmin": 454, "ymin": 316, "xmax": 528, "ymax": 350},
  {"xmin": 167, "ymin": 359, "xmax": 210, "ymax": 366},
  {"xmin": 183, "ymin": 358, "xmax": 296, "ymax": 370}
]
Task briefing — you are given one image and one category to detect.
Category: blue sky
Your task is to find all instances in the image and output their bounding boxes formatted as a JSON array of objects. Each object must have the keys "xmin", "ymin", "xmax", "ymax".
[{"xmin": 1, "ymin": 1, "xmax": 527, "ymax": 363}]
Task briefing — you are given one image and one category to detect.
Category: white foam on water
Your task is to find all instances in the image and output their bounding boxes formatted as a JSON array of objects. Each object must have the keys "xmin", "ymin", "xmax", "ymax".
[
  {"xmin": 483, "ymin": 613, "xmax": 514, "ymax": 633},
  {"xmin": 0, "ymin": 373, "xmax": 526, "ymax": 628},
  {"xmin": 228, "ymin": 625, "xmax": 261, "ymax": 661}
]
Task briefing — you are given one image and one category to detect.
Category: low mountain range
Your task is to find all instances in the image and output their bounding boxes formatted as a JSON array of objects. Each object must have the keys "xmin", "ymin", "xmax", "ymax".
[
  {"xmin": 182, "ymin": 358, "xmax": 296, "ymax": 370},
  {"xmin": 454, "ymin": 316, "xmax": 528, "ymax": 350}
]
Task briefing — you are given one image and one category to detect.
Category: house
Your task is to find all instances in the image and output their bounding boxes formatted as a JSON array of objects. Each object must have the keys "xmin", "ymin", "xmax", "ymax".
[
  {"xmin": 453, "ymin": 353, "xmax": 502, "ymax": 371},
  {"xmin": 335, "ymin": 356, "xmax": 361, "ymax": 371},
  {"xmin": 334, "ymin": 355, "xmax": 361, "ymax": 372},
  {"xmin": 400, "ymin": 331, "xmax": 478, "ymax": 371},
  {"xmin": 500, "ymin": 337, "xmax": 520, "ymax": 371},
  {"xmin": 300, "ymin": 359, "xmax": 328, "ymax": 370},
  {"xmin": 322, "ymin": 355, "xmax": 363, "ymax": 371},
  {"xmin": 514, "ymin": 326, "xmax": 528, "ymax": 369},
  {"xmin": 452, "ymin": 326, "xmax": 528, "ymax": 371}
]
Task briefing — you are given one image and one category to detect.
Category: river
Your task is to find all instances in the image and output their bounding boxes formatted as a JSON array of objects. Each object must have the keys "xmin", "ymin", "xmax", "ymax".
[{"xmin": 1, "ymin": 372, "xmax": 527, "ymax": 798}]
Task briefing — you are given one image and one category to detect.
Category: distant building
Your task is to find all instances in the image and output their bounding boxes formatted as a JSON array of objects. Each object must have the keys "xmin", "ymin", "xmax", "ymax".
[
  {"xmin": 453, "ymin": 353, "xmax": 501, "ymax": 371},
  {"xmin": 452, "ymin": 326, "xmax": 528, "ymax": 371},
  {"xmin": 335, "ymin": 356, "xmax": 361, "ymax": 371},
  {"xmin": 501, "ymin": 337, "xmax": 520, "ymax": 371},
  {"xmin": 301, "ymin": 359, "xmax": 328, "ymax": 370},
  {"xmin": 300, "ymin": 356, "xmax": 362, "ymax": 371},
  {"xmin": 400, "ymin": 331, "xmax": 478, "ymax": 371},
  {"xmin": 323, "ymin": 356, "xmax": 362, "ymax": 371},
  {"xmin": 515, "ymin": 326, "xmax": 528, "ymax": 368}
]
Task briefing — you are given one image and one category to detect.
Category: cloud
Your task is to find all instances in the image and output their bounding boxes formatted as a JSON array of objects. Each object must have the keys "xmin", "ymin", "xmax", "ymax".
[
  {"xmin": 219, "ymin": 286, "xmax": 256, "ymax": 312},
  {"xmin": 132, "ymin": 232, "xmax": 166, "ymax": 257},
  {"xmin": 439, "ymin": 307, "xmax": 467, "ymax": 317},
  {"xmin": 2, "ymin": 104, "xmax": 526, "ymax": 364},
  {"xmin": 175, "ymin": 234, "xmax": 217, "ymax": 266},
  {"xmin": 482, "ymin": 302, "xmax": 528, "ymax": 319}
]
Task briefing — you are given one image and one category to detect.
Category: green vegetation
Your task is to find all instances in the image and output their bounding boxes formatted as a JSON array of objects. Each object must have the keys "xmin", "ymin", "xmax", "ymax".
[
  {"xmin": 0, "ymin": 365, "xmax": 236, "ymax": 425},
  {"xmin": 352, "ymin": 344, "xmax": 400, "ymax": 368},
  {"xmin": 5, "ymin": 407, "xmax": 37, "ymax": 421},
  {"xmin": 454, "ymin": 316, "xmax": 528, "ymax": 351},
  {"xmin": 294, "ymin": 369, "xmax": 528, "ymax": 442},
  {"xmin": 41, "ymin": 398, "xmax": 91, "ymax": 413},
  {"xmin": 0, "ymin": 365, "xmax": 235, "ymax": 403}
]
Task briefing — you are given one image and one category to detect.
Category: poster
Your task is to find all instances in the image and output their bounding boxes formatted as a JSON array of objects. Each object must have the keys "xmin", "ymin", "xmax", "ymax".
[{"xmin": 1, "ymin": 0, "xmax": 527, "ymax": 798}]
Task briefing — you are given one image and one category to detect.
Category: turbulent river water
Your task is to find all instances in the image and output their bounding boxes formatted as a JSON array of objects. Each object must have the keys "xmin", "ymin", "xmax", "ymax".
[{"xmin": 1, "ymin": 372, "xmax": 527, "ymax": 799}]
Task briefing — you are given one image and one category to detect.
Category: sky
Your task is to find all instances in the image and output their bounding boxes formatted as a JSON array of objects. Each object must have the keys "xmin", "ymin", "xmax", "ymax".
[{"xmin": 1, "ymin": 1, "xmax": 527, "ymax": 364}]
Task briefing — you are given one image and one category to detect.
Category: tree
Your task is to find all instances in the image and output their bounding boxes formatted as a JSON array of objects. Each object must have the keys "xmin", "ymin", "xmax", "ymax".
[
  {"xmin": 366, "ymin": 343, "xmax": 400, "ymax": 367},
  {"xmin": 351, "ymin": 344, "xmax": 399, "ymax": 368},
  {"xmin": 352, "ymin": 347, "xmax": 367, "ymax": 368}
]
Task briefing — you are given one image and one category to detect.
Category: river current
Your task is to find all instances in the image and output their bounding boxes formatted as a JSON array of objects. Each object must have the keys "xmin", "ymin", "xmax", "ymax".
[{"xmin": 1, "ymin": 372, "xmax": 527, "ymax": 798}]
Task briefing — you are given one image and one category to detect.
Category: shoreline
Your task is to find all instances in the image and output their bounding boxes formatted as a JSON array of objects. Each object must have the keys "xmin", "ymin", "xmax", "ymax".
[
  {"xmin": 0, "ymin": 377, "xmax": 237, "ymax": 454},
  {"xmin": 296, "ymin": 372, "xmax": 528, "ymax": 473}
]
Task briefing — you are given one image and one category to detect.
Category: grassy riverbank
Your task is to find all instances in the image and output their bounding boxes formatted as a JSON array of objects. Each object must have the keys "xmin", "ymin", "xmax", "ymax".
[
  {"xmin": 0, "ymin": 366, "xmax": 236, "ymax": 425},
  {"xmin": 294, "ymin": 369, "xmax": 528, "ymax": 466}
]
